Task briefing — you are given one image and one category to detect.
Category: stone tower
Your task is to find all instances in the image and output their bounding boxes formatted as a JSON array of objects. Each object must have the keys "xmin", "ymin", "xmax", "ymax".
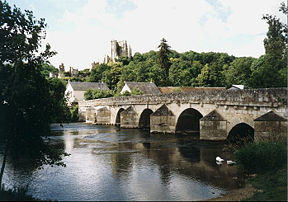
[{"xmin": 110, "ymin": 40, "xmax": 132, "ymax": 62}]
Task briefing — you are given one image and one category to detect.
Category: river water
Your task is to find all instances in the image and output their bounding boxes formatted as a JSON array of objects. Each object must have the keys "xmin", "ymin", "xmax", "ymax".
[{"xmin": 2, "ymin": 123, "xmax": 244, "ymax": 201}]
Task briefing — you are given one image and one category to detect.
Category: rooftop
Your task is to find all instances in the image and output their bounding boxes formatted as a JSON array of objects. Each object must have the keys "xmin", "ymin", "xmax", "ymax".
[
  {"xmin": 124, "ymin": 81, "xmax": 161, "ymax": 95},
  {"xmin": 69, "ymin": 81, "xmax": 110, "ymax": 91}
]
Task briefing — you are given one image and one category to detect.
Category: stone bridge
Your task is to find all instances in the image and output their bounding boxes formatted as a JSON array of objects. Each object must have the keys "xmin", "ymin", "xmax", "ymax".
[{"xmin": 78, "ymin": 88, "xmax": 287, "ymax": 142}]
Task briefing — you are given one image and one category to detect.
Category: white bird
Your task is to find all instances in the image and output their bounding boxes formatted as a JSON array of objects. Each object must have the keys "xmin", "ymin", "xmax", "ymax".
[
  {"xmin": 216, "ymin": 156, "xmax": 224, "ymax": 162},
  {"xmin": 216, "ymin": 161, "xmax": 223, "ymax": 165},
  {"xmin": 227, "ymin": 160, "xmax": 236, "ymax": 165}
]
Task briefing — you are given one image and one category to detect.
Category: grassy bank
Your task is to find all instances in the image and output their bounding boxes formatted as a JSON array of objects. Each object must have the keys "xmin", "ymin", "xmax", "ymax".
[
  {"xmin": 245, "ymin": 168, "xmax": 287, "ymax": 201},
  {"xmin": 233, "ymin": 141, "xmax": 287, "ymax": 201}
]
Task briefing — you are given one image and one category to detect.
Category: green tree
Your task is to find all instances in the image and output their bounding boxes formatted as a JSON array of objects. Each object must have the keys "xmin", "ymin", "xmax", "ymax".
[
  {"xmin": 47, "ymin": 78, "xmax": 71, "ymax": 122},
  {"xmin": 84, "ymin": 89, "xmax": 114, "ymax": 100},
  {"xmin": 41, "ymin": 63, "xmax": 59, "ymax": 78},
  {"xmin": 157, "ymin": 38, "xmax": 172, "ymax": 84},
  {"xmin": 0, "ymin": 0, "xmax": 66, "ymax": 186},
  {"xmin": 88, "ymin": 63, "xmax": 109, "ymax": 82},
  {"xmin": 249, "ymin": 3, "xmax": 287, "ymax": 87},
  {"xmin": 225, "ymin": 57, "xmax": 256, "ymax": 87}
]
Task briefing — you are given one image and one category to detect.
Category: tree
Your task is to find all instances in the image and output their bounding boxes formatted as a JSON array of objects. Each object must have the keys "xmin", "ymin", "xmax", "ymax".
[
  {"xmin": 47, "ymin": 78, "xmax": 71, "ymax": 122},
  {"xmin": 0, "ymin": 1, "xmax": 66, "ymax": 186},
  {"xmin": 249, "ymin": 2, "xmax": 287, "ymax": 88},
  {"xmin": 157, "ymin": 38, "xmax": 172, "ymax": 85},
  {"xmin": 41, "ymin": 63, "xmax": 59, "ymax": 78},
  {"xmin": 225, "ymin": 57, "xmax": 256, "ymax": 87}
]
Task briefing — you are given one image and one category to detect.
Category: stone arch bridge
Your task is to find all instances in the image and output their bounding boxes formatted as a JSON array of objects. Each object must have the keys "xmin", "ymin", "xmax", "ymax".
[{"xmin": 78, "ymin": 88, "xmax": 287, "ymax": 142}]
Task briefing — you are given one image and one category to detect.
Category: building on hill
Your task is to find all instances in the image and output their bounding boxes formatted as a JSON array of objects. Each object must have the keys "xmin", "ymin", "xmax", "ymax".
[
  {"xmin": 58, "ymin": 63, "xmax": 65, "ymax": 78},
  {"xmin": 69, "ymin": 67, "xmax": 79, "ymax": 77},
  {"xmin": 110, "ymin": 40, "xmax": 132, "ymax": 62},
  {"xmin": 120, "ymin": 81, "xmax": 161, "ymax": 95},
  {"xmin": 158, "ymin": 87, "xmax": 226, "ymax": 94},
  {"xmin": 65, "ymin": 81, "xmax": 110, "ymax": 105}
]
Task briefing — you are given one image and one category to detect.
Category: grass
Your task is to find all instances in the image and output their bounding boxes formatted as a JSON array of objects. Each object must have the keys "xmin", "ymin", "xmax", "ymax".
[
  {"xmin": 245, "ymin": 168, "xmax": 287, "ymax": 201},
  {"xmin": 233, "ymin": 140, "xmax": 287, "ymax": 201}
]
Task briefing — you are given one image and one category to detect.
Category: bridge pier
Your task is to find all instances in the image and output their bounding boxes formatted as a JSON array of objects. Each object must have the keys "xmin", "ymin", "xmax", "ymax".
[
  {"xmin": 150, "ymin": 105, "xmax": 176, "ymax": 134},
  {"xmin": 120, "ymin": 106, "xmax": 139, "ymax": 128},
  {"xmin": 200, "ymin": 110, "xmax": 227, "ymax": 141},
  {"xmin": 254, "ymin": 111, "xmax": 287, "ymax": 142}
]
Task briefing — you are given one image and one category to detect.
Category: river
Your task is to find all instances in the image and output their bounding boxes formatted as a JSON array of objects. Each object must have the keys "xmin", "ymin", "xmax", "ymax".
[{"xmin": 2, "ymin": 123, "xmax": 244, "ymax": 201}]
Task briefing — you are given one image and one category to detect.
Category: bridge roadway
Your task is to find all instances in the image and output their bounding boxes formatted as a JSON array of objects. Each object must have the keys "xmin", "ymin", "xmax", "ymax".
[{"xmin": 78, "ymin": 88, "xmax": 287, "ymax": 141}]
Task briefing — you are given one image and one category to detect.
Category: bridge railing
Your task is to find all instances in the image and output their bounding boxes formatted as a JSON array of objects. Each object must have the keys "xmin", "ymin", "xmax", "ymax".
[{"xmin": 79, "ymin": 88, "xmax": 287, "ymax": 108}]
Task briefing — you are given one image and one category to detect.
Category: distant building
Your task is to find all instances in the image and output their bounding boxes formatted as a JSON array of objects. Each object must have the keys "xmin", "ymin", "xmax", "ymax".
[
  {"xmin": 49, "ymin": 72, "xmax": 58, "ymax": 78},
  {"xmin": 69, "ymin": 67, "xmax": 79, "ymax": 77},
  {"xmin": 110, "ymin": 40, "xmax": 132, "ymax": 62},
  {"xmin": 58, "ymin": 63, "xmax": 65, "ymax": 78},
  {"xmin": 158, "ymin": 87, "xmax": 226, "ymax": 94},
  {"xmin": 65, "ymin": 81, "xmax": 110, "ymax": 105},
  {"xmin": 228, "ymin": 85, "xmax": 244, "ymax": 90},
  {"xmin": 120, "ymin": 81, "xmax": 161, "ymax": 95}
]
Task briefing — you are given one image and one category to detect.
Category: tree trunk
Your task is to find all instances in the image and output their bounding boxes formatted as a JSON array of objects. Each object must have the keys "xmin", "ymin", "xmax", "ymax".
[{"xmin": 0, "ymin": 145, "xmax": 8, "ymax": 188}]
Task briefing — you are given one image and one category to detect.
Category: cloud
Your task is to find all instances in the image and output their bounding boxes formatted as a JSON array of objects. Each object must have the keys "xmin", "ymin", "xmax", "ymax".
[{"xmin": 45, "ymin": 0, "xmax": 284, "ymax": 70}]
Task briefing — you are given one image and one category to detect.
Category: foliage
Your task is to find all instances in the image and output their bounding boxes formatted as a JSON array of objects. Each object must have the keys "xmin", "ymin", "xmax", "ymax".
[
  {"xmin": 157, "ymin": 38, "xmax": 172, "ymax": 85},
  {"xmin": 41, "ymin": 63, "xmax": 59, "ymax": 78},
  {"xmin": 70, "ymin": 105, "xmax": 79, "ymax": 122},
  {"xmin": 47, "ymin": 77, "xmax": 71, "ymax": 123},
  {"xmin": 225, "ymin": 57, "xmax": 256, "ymax": 87},
  {"xmin": 120, "ymin": 90, "xmax": 132, "ymax": 96},
  {"xmin": 84, "ymin": 89, "xmax": 114, "ymax": 100},
  {"xmin": 0, "ymin": 185, "xmax": 39, "ymax": 201},
  {"xmin": 0, "ymin": 1, "xmax": 56, "ymax": 64},
  {"xmin": 88, "ymin": 63, "xmax": 109, "ymax": 82},
  {"xmin": 245, "ymin": 168, "xmax": 287, "ymax": 201},
  {"xmin": 131, "ymin": 88, "xmax": 143, "ymax": 95},
  {"xmin": 248, "ymin": 3, "xmax": 287, "ymax": 88},
  {"xmin": 0, "ymin": 0, "xmax": 67, "ymax": 186},
  {"xmin": 234, "ymin": 141, "xmax": 287, "ymax": 174}
]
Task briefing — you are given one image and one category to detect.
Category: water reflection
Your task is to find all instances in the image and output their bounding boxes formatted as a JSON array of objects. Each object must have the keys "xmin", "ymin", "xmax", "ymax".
[{"xmin": 2, "ymin": 123, "xmax": 243, "ymax": 201}]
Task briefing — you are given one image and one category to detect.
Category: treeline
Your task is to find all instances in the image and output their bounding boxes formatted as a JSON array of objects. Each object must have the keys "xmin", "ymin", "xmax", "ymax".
[
  {"xmin": 69, "ymin": 48, "xmax": 286, "ymax": 92},
  {"xmin": 63, "ymin": 3, "xmax": 287, "ymax": 92}
]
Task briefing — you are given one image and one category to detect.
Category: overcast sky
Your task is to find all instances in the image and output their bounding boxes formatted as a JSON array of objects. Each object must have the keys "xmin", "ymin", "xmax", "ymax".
[{"xmin": 6, "ymin": 0, "xmax": 285, "ymax": 70}]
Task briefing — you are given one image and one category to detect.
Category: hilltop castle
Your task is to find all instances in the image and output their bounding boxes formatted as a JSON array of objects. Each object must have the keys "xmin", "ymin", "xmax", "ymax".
[{"xmin": 104, "ymin": 40, "xmax": 132, "ymax": 63}]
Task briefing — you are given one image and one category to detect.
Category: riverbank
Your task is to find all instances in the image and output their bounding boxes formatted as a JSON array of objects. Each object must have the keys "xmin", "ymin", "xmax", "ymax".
[
  {"xmin": 209, "ymin": 182, "xmax": 256, "ymax": 201},
  {"xmin": 0, "ymin": 187, "xmax": 38, "ymax": 201},
  {"xmin": 210, "ymin": 167, "xmax": 287, "ymax": 201}
]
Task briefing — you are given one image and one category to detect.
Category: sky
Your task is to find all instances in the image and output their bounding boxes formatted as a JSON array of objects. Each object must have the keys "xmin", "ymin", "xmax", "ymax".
[{"xmin": 6, "ymin": 0, "xmax": 286, "ymax": 70}]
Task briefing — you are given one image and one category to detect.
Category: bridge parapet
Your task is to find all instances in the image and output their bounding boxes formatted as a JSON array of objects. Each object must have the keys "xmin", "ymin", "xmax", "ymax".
[{"xmin": 79, "ymin": 88, "xmax": 287, "ymax": 108}]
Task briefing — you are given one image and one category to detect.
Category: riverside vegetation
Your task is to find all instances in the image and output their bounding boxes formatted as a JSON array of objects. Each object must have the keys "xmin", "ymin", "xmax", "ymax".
[{"xmin": 234, "ymin": 141, "xmax": 287, "ymax": 201}]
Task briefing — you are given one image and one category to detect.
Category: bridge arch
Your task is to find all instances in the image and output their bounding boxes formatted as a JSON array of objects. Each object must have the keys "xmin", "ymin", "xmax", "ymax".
[
  {"xmin": 227, "ymin": 122, "xmax": 254, "ymax": 144},
  {"xmin": 139, "ymin": 108, "xmax": 153, "ymax": 129},
  {"xmin": 115, "ymin": 108, "xmax": 125, "ymax": 126},
  {"xmin": 175, "ymin": 108, "xmax": 203, "ymax": 135}
]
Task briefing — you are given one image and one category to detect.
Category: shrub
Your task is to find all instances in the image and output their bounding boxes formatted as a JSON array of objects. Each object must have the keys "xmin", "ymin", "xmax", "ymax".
[
  {"xmin": 70, "ymin": 105, "xmax": 79, "ymax": 122},
  {"xmin": 130, "ymin": 88, "xmax": 143, "ymax": 95},
  {"xmin": 84, "ymin": 89, "xmax": 114, "ymax": 100},
  {"xmin": 234, "ymin": 141, "xmax": 287, "ymax": 173}
]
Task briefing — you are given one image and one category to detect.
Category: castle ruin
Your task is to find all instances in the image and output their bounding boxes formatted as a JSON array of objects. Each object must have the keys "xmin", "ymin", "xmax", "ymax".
[{"xmin": 106, "ymin": 40, "xmax": 132, "ymax": 63}]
